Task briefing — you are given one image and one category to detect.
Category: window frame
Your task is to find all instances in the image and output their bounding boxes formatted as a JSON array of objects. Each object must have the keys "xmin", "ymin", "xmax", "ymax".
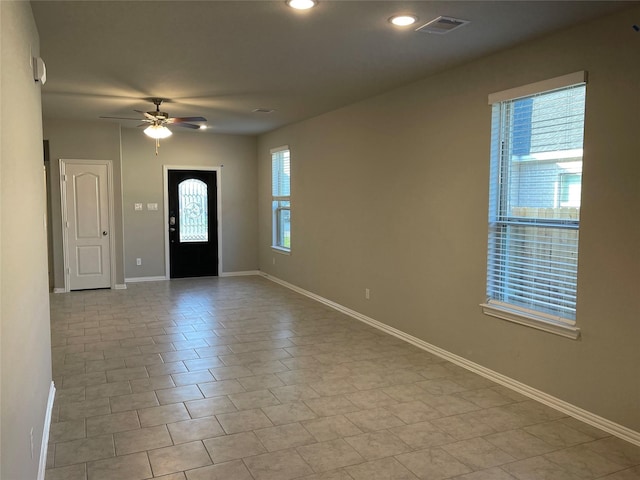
[
  {"xmin": 271, "ymin": 146, "xmax": 291, "ymax": 253},
  {"xmin": 481, "ymin": 72, "xmax": 587, "ymax": 340}
]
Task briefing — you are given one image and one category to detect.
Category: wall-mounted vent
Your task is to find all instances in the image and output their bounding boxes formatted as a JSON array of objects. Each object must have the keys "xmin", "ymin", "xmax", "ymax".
[{"xmin": 416, "ymin": 16, "xmax": 469, "ymax": 34}]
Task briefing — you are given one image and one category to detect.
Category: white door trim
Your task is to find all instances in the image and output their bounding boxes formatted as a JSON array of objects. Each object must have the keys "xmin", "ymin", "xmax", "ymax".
[
  {"xmin": 60, "ymin": 159, "xmax": 116, "ymax": 292},
  {"xmin": 163, "ymin": 165, "xmax": 223, "ymax": 279}
]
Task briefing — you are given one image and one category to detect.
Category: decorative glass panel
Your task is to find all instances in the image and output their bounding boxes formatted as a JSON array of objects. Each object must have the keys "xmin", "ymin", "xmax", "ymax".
[{"xmin": 178, "ymin": 179, "xmax": 208, "ymax": 243}]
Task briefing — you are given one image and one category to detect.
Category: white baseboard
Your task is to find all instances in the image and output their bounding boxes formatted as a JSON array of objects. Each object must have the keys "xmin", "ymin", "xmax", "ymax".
[
  {"xmin": 52, "ymin": 288, "xmax": 66, "ymax": 294},
  {"xmin": 260, "ymin": 272, "xmax": 640, "ymax": 447},
  {"xmin": 114, "ymin": 283, "xmax": 127, "ymax": 290},
  {"xmin": 220, "ymin": 270, "xmax": 261, "ymax": 277},
  {"xmin": 38, "ymin": 382, "xmax": 56, "ymax": 480},
  {"xmin": 124, "ymin": 276, "xmax": 168, "ymax": 283}
]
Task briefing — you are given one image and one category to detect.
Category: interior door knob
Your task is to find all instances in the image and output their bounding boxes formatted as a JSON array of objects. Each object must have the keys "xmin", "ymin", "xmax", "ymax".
[{"xmin": 102, "ymin": 231, "xmax": 108, "ymax": 236}]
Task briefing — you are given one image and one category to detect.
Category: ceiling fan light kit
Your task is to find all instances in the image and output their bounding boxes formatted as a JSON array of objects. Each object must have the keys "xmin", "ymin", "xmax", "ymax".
[
  {"xmin": 144, "ymin": 124, "xmax": 172, "ymax": 139},
  {"xmin": 100, "ymin": 98, "xmax": 206, "ymax": 155}
]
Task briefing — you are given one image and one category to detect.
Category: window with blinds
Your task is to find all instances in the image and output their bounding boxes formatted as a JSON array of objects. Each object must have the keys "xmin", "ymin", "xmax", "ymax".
[
  {"xmin": 271, "ymin": 146, "xmax": 291, "ymax": 250},
  {"xmin": 482, "ymin": 72, "xmax": 586, "ymax": 338}
]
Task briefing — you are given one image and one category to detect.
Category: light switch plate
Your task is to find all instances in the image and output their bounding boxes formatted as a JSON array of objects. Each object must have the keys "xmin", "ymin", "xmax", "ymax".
[
  {"xmin": 147, "ymin": 203, "xmax": 158, "ymax": 211},
  {"xmin": 134, "ymin": 203, "xmax": 143, "ymax": 211}
]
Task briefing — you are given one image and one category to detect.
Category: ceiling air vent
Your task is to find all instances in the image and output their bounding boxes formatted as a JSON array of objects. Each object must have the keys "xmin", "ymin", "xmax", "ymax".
[{"xmin": 416, "ymin": 16, "xmax": 469, "ymax": 34}]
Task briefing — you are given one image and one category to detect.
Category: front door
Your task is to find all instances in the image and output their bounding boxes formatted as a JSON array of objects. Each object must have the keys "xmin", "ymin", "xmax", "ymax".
[
  {"xmin": 62, "ymin": 161, "xmax": 112, "ymax": 290},
  {"xmin": 168, "ymin": 170, "xmax": 218, "ymax": 278}
]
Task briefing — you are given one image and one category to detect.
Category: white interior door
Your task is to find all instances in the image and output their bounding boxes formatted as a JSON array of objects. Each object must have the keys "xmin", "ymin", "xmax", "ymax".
[{"xmin": 63, "ymin": 162, "xmax": 111, "ymax": 290}]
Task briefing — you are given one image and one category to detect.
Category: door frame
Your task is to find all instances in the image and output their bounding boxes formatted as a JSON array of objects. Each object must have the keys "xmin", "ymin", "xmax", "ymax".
[
  {"xmin": 163, "ymin": 165, "xmax": 223, "ymax": 279},
  {"xmin": 60, "ymin": 159, "xmax": 117, "ymax": 292}
]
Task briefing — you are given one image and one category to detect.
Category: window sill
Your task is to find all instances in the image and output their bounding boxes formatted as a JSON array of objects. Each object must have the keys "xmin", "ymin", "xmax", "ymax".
[
  {"xmin": 271, "ymin": 246, "xmax": 291, "ymax": 255},
  {"xmin": 480, "ymin": 302, "xmax": 580, "ymax": 340}
]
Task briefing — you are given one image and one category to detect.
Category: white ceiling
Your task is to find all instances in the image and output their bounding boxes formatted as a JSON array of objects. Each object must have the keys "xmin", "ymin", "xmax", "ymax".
[{"xmin": 31, "ymin": 1, "xmax": 632, "ymax": 135}]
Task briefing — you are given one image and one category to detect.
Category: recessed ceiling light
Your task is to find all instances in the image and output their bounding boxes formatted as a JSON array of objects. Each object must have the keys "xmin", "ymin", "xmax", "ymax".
[
  {"xmin": 286, "ymin": 0, "xmax": 317, "ymax": 10},
  {"xmin": 389, "ymin": 15, "xmax": 418, "ymax": 27},
  {"xmin": 253, "ymin": 108, "xmax": 275, "ymax": 114}
]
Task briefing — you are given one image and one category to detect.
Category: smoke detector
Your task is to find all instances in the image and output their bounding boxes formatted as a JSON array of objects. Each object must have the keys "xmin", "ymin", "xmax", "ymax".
[{"xmin": 416, "ymin": 16, "xmax": 469, "ymax": 35}]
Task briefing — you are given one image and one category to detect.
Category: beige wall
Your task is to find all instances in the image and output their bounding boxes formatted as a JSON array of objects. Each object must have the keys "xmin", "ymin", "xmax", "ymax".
[
  {"xmin": 121, "ymin": 129, "xmax": 258, "ymax": 278},
  {"xmin": 43, "ymin": 119, "xmax": 125, "ymax": 288},
  {"xmin": 1, "ymin": 2, "xmax": 53, "ymax": 478},
  {"xmin": 258, "ymin": 6, "xmax": 640, "ymax": 432}
]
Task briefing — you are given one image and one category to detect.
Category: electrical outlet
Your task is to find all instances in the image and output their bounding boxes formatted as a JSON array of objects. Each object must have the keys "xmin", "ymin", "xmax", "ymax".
[
  {"xmin": 136, "ymin": 258, "xmax": 142, "ymax": 266},
  {"xmin": 365, "ymin": 288, "xmax": 370, "ymax": 300},
  {"xmin": 272, "ymin": 257, "xmax": 276, "ymax": 265}
]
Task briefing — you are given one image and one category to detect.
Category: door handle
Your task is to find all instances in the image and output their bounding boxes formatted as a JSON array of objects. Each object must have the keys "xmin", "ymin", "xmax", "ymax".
[{"xmin": 102, "ymin": 231, "xmax": 108, "ymax": 236}]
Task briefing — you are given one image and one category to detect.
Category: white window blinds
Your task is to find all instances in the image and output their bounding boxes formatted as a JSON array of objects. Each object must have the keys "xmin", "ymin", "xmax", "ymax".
[
  {"xmin": 485, "ymin": 73, "xmax": 586, "ymax": 327},
  {"xmin": 271, "ymin": 146, "xmax": 291, "ymax": 250}
]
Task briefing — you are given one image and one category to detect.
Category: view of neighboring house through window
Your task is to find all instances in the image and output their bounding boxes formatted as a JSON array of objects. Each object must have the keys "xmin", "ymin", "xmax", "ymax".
[
  {"xmin": 482, "ymin": 72, "xmax": 587, "ymax": 337},
  {"xmin": 271, "ymin": 146, "xmax": 291, "ymax": 251}
]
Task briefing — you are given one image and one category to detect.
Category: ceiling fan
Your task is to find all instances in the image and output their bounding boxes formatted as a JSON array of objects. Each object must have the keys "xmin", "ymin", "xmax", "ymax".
[{"xmin": 100, "ymin": 98, "xmax": 207, "ymax": 154}]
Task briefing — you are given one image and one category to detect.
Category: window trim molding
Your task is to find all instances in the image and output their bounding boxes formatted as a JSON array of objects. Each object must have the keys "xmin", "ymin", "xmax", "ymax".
[
  {"xmin": 488, "ymin": 71, "xmax": 587, "ymax": 104},
  {"xmin": 481, "ymin": 301, "xmax": 581, "ymax": 340},
  {"xmin": 483, "ymin": 72, "xmax": 588, "ymax": 338},
  {"xmin": 271, "ymin": 145, "xmax": 291, "ymax": 252}
]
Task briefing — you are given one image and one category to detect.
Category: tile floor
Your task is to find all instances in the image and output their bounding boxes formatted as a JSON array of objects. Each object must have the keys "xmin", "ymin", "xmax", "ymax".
[{"xmin": 45, "ymin": 276, "xmax": 640, "ymax": 480}]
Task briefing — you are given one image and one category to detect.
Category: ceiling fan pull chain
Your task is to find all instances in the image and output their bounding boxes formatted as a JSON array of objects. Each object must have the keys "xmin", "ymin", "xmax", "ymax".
[{"xmin": 155, "ymin": 138, "xmax": 160, "ymax": 156}]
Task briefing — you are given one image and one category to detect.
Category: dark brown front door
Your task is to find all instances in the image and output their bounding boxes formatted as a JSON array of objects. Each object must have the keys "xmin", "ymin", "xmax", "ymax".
[{"xmin": 168, "ymin": 169, "xmax": 218, "ymax": 278}]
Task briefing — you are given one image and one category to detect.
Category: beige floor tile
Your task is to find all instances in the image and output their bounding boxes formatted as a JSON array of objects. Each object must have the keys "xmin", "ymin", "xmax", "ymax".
[
  {"xmin": 84, "ymin": 381, "xmax": 131, "ymax": 400},
  {"xmin": 585, "ymin": 436, "xmax": 640, "ymax": 467},
  {"xmin": 167, "ymin": 416, "xmax": 224, "ymax": 444},
  {"xmin": 185, "ymin": 396, "xmax": 237, "ymax": 418},
  {"xmin": 396, "ymin": 447, "xmax": 472, "ymax": 480},
  {"xmin": 228, "ymin": 389, "xmax": 280, "ymax": 410},
  {"xmin": 502, "ymin": 456, "xmax": 584, "ymax": 480},
  {"xmin": 50, "ymin": 419, "xmax": 86, "ymax": 443},
  {"xmin": 298, "ymin": 469, "xmax": 357, "ymax": 480},
  {"xmin": 58, "ymin": 398, "xmax": 111, "ymax": 421},
  {"xmin": 185, "ymin": 459, "xmax": 253, "ymax": 480},
  {"xmin": 171, "ymin": 370, "xmax": 214, "ymax": 386},
  {"xmin": 202, "ymin": 431, "xmax": 267, "ymax": 463},
  {"xmin": 86, "ymin": 452, "xmax": 151, "ymax": 480},
  {"xmin": 44, "ymin": 463, "xmax": 87, "ymax": 480},
  {"xmin": 270, "ymin": 384, "xmax": 321, "ymax": 403},
  {"xmin": 485, "ymin": 429, "xmax": 557, "ymax": 459},
  {"xmin": 345, "ymin": 407, "xmax": 405, "ymax": 432},
  {"xmin": 262, "ymin": 401, "xmax": 317, "ymax": 425},
  {"xmin": 86, "ymin": 410, "xmax": 140, "ymax": 436},
  {"xmin": 441, "ymin": 437, "xmax": 516, "ymax": 470},
  {"xmin": 156, "ymin": 385, "xmax": 204, "ymax": 405},
  {"xmin": 524, "ymin": 420, "xmax": 597, "ymax": 447},
  {"xmin": 243, "ymin": 448, "xmax": 314, "ymax": 480},
  {"xmin": 198, "ymin": 378, "xmax": 246, "ymax": 397},
  {"xmin": 129, "ymin": 375, "xmax": 175, "ymax": 393},
  {"xmin": 390, "ymin": 421, "xmax": 456, "ymax": 449},
  {"xmin": 452, "ymin": 467, "xmax": 518, "ymax": 480},
  {"xmin": 215, "ymin": 408, "xmax": 273, "ymax": 434},
  {"xmin": 54, "ymin": 434, "xmax": 115, "ymax": 467},
  {"xmin": 114, "ymin": 425, "xmax": 173, "ymax": 455},
  {"xmin": 543, "ymin": 444, "xmax": 626, "ymax": 478},
  {"xmin": 255, "ymin": 422, "xmax": 316, "ymax": 451},
  {"xmin": 297, "ymin": 439, "xmax": 364, "ymax": 472},
  {"xmin": 148, "ymin": 441, "xmax": 212, "ymax": 476},
  {"xmin": 346, "ymin": 457, "xmax": 419, "ymax": 480},
  {"xmin": 303, "ymin": 395, "xmax": 360, "ymax": 417},
  {"xmin": 109, "ymin": 391, "xmax": 158, "ymax": 412},
  {"xmin": 344, "ymin": 430, "xmax": 411, "ymax": 460},
  {"xmin": 302, "ymin": 414, "xmax": 363, "ymax": 442},
  {"xmin": 138, "ymin": 403, "xmax": 190, "ymax": 427}
]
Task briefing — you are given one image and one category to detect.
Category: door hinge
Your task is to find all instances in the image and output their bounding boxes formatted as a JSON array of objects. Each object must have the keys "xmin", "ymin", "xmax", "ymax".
[{"xmin": 62, "ymin": 174, "xmax": 67, "ymax": 182}]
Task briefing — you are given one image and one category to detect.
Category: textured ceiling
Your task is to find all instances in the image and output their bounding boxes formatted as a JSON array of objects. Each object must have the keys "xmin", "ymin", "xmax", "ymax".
[{"xmin": 31, "ymin": 1, "xmax": 632, "ymax": 135}]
